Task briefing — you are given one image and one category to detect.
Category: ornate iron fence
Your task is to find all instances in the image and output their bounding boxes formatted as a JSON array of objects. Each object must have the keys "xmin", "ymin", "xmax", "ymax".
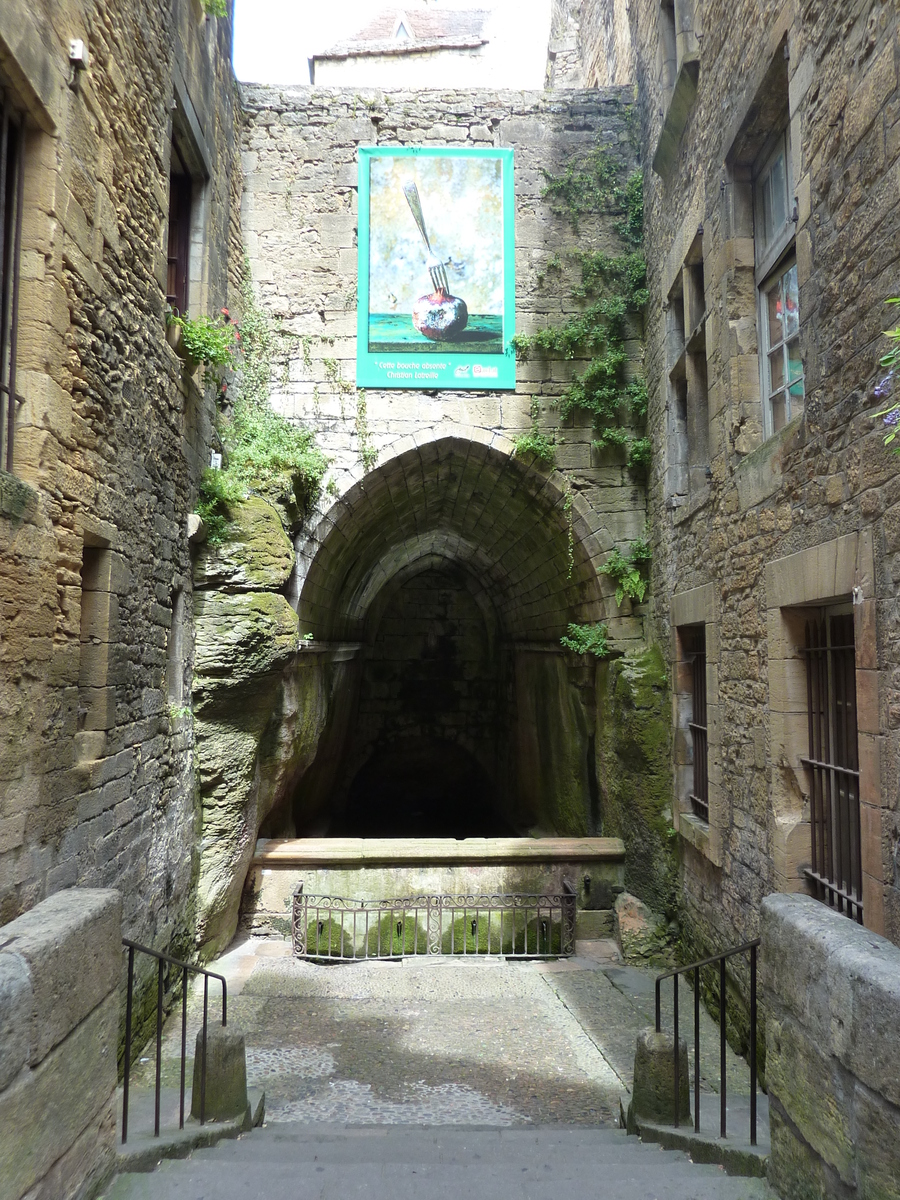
[{"xmin": 292, "ymin": 881, "xmax": 576, "ymax": 960}]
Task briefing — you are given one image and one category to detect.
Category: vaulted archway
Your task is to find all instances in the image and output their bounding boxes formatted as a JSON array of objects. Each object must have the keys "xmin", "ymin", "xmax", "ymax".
[{"xmin": 280, "ymin": 433, "xmax": 611, "ymax": 839}]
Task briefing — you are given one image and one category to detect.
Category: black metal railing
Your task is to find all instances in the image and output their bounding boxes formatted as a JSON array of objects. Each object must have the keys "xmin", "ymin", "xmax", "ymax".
[
  {"xmin": 121, "ymin": 938, "xmax": 227, "ymax": 1144},
  {"xmin": 655, "ymin": 938, "xmax": 760, "ymax": 1144},
  {"xmin": 292, "ymin": 881, "xmax": 577, "ymax": 960}
]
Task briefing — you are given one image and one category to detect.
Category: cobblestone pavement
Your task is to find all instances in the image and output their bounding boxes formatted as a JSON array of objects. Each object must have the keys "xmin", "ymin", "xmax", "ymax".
[{"xmin": 131, "ymin": 937, "xmax": 752, "ymax": 1131}]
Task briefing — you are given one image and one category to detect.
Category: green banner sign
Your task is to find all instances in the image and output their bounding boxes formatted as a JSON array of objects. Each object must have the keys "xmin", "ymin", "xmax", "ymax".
[{"xmin": 356, "ymin": 146, "xmax": 516, "ymax": 391}]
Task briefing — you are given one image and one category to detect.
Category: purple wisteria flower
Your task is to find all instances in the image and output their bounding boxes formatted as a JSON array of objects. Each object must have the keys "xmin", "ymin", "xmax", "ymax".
[
  {"xmin": 874, "ymin": 369, "xmax": 895, "ymax": 400},
  {"xmin": 882, "ymin": 408, "xmax": 900, "ymax": 427}
]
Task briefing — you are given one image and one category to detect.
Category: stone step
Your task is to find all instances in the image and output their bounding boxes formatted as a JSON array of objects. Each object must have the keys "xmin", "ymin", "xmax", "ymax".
[
  {"xmin": 101, "ymin": 1124, "xmax": 776, "ymax": 1200},
  {"xmin": 190, "ymin": 1128, "xmax": 662, "ymax": 1166}
]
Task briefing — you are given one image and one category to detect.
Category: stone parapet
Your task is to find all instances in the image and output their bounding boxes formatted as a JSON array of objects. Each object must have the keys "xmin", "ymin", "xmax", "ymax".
[
  {"xmin": 762, "ymin": 893, "xmax": 900, "ymax": 1200},
  {"xmin": 0, "ymin": 887, "xmax": 122, "ymax": 1200}
]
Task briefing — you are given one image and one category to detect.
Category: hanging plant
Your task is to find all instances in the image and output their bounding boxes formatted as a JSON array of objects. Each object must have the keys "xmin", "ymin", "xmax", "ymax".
[{"xmin": 874, "ymin": 298, "xmax": 900, "ymax": 451}]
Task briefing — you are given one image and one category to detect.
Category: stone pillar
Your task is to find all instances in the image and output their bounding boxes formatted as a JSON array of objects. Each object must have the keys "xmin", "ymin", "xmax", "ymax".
[
  {"xmin": 191, "ymin": 1024, "xmax": 249, "ymax": 1123},
  {"xmin": 627, "ymin": 1027, "xmax": 691, "ymax": 1131}
]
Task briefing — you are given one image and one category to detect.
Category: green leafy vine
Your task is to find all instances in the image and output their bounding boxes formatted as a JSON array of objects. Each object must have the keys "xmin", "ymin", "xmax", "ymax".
[
  {"xmin": 513, "ymin": 397, "xmax": 557, "ymax": 467},
  {"xmin": 355, "ymin": 389, "xmax": 378, "ymax": 472},
  {"xmin": 196, "ymin": 262, "xmax": 328, "ymax": 544},
  {"xmin": 599, "ymin": 534, "xmax": 652, "ymax": 606},
  {"xmin": 512, "ymin": 148, "xmax": 649, "ymax": 478},
  {"xmin": 560, "ymin": 622, "xmax": 610, "ymax": 658}
]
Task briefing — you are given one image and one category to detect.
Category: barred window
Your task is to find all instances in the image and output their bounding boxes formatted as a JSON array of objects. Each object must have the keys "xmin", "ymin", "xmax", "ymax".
[
  {"xmin": 683, "ymin": 625, "xmax": 708, "ymax": 822},
  {"xmin": 802, "ymin": 610, "xmax": 862, "ymax": 923},
  {"xmin": 0, "ymin": 88, "xmax": 24, "ymax": 473}
]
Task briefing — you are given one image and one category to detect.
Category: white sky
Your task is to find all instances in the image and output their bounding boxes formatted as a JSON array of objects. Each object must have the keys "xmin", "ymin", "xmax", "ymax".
[
  {"xmin": 231, "ymin": 0, "xmax": 551, "ymax": 87},
  {"xmin": 233, "ymin": 1, "xmax": 407, "ymax": 85}
]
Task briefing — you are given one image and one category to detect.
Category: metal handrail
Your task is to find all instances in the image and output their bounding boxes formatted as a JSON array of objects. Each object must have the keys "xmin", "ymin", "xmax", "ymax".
[
  {"xmin": 654, "ymin": 938, "xmax": 761, "ymax": 1145},
  {"xmin": 121, "ymin": 938, "xmax": 227, "ymax": 1144}
]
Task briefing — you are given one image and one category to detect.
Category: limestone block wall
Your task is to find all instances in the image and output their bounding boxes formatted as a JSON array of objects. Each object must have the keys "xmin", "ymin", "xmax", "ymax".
[
  {"xmin": 762, "ymin": 893, "xmax": 900, "ymax": 1200},
  {"xmin": 0, "ymin": 888, "xmax": 122, "ymax": 1200},
  {"xmin": 579, "ymin": 0, "xmax": 635, "ymax": 87},
  {"xmin": 238, "ymin": 84, "xmax": 648, "ymax": 627},
  {"xmin": 628, "ymin": 0, "xmax": 900, "ymax": 956},
  {"xmin": 175, "ymin": 83, "xmax": 684, "ymax": 948},
  {"xmin": 0, "ymin": 0, "xmax": 238, "ymax": 951}
]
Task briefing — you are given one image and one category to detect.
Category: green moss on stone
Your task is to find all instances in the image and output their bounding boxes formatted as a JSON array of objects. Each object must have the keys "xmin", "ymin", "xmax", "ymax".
[
  {"xmin": 442, "ymin": 914, "xmax": 508, "ymax": 955},
  {"xmin": 306, "ymin": 917, "xmax": 354, "ymax": 958},
  {"xmin": 366, "ymin": 913, "xmax": 428, "ymax": 957},
  {"xmin": 596, "ymin": 643, "xmax": 676, "ymax": 916},
  {"xmin": 194, "ymin": 496, "xmax": 294, "ymax": 591}
]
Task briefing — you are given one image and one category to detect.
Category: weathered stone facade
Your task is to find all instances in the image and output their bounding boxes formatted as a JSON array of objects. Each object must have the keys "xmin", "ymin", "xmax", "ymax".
[
  {"xmin": 0, "ymin": 0, "xmax": 239, "ymax": 952},
  {"xmin": 627, "ymin": 0, "xmax": 900, "ymax": 954},
  {"xmin": 181, "ymin": 85, "xmax": 680, "ymax": 948}
]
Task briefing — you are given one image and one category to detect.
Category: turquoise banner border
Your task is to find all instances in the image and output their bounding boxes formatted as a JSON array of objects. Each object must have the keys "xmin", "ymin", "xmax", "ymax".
[{"xmin": 356, "ymin": 146, "xmax": 516, "ymax": 391}]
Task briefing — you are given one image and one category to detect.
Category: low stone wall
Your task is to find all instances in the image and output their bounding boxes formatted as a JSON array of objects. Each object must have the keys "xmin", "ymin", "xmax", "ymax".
[
  {"xmin": 762, "ymin": 893, "xmax": 900, "ymax": 1200},
  {"xmin": 0, "ymin": 888, "xmax": 122, "ymax": 1200},
  {"xmin": 245, "ymin": 836, "xmax": 625, "ymax": 940}
]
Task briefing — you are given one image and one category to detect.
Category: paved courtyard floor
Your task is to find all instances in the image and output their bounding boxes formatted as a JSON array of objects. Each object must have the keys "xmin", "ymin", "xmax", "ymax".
[{"xmin": 131, "ymin": 936, "xmax": 752, "ymax": 1132}]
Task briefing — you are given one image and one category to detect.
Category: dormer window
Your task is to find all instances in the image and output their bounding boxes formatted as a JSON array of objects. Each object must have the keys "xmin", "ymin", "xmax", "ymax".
[{"xmin": 394, "ymin": 20, "xmax": 410, "ymax": 39}]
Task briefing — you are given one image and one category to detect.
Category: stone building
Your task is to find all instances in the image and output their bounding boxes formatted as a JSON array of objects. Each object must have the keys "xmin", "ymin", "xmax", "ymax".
[
  {"xmin": 623, "ymin": 0, "xmax": 900, "ymax": 954},
  {"xmin": 0, "ymin": 0, "xmax": 239, "ymax": 950},
  {"xmin": 1, "ymin": 1, "xmax": 900, "ymax": 1197},
  {"xmin": 309, "ymin": 1, "xmax": 553, "ymax": 89},
  {"xmin": 198, "ymin": 85, "xmax": 664, "ymax": 952}
]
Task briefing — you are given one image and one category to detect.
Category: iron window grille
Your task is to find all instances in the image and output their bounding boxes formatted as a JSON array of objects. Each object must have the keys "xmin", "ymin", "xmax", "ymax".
[
  {"xmin": 0, "ymin": 87, "xmax": 24, "ymax": 474},
  {"xmin": 684, "ymin": 625, "xmax": 709, "ymax": 822},
  {"xmin": 802, "ymin": 611, "xmax": 862, "ymax": 923}
]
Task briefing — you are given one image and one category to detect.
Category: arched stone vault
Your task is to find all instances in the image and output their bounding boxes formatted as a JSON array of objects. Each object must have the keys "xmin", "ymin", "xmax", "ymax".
[
  {"xmin": 298, "ymin": 431, "xmax": 611, "ymax": 642},
  {"xmin": 261, "ymin": 430, "xmax": 622, "ymax": 841}
]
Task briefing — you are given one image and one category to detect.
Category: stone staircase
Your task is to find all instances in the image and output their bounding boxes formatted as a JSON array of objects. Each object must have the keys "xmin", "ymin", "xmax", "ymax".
[{"xmin": 101, "ymin": 1123, "xmax": 775, "ymax": 1199}]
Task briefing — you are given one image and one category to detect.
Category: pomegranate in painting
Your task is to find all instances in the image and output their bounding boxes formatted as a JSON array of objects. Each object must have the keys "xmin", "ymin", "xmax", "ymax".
[{"xmin": 411, "ymin": 289, "xmax": 468, "ymax": 341}]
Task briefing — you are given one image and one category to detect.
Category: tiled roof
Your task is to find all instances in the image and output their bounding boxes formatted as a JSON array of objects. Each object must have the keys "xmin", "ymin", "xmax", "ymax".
[{"xmin": 319, "ymin": 7, "xmax": 490, "ymax": 58}]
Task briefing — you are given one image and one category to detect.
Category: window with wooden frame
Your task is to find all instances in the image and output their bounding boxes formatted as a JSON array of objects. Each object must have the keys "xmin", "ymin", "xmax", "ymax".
[
  {"xmin": 801, "ymin": 608, "xmax": 862, "ymax": 923},
  {"xmin": 166, "ymin": 142, "xmax": 192, "ymax": 316},
  {"xmin": 0, "ymin": 86, "xmax": 24, "ymax": 474}
]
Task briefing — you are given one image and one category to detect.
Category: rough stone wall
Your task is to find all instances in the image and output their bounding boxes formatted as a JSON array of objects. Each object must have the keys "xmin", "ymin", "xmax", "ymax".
[
  {"xmin": 0, "ymin": 888, "xmax": 121, "ymax": 1200},
  {"xmin": 762, "ymin": 893, "xmax": 900, "ymax": 1200},
  {"xmin": 628, "ymin": 0, "xmax": 900, "ymax": 955},
  {"xmin": 239, "ymin": 86, "xmax": 646, "ymax": 624},
  {"xmin": 185, "ymin": 84, "xmax": 677, "ymax": 943},
  {"xmin": 0, "ymin": 0, "xmax": 238, "ymax": 949},
  {"xmin": 547, "ymin": 0, "xmax": 584, "ymax": 86},
  {"xmin": 579, "ymin": 0, "xmax": 635, "ymax": 87}
]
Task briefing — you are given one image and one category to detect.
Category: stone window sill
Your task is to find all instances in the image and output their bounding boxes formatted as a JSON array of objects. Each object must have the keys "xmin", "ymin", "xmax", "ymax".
[
  {"xmin": 734, "ymin": 412, "xmax": 804, "ymax": 511},
  {"xmin": 652, "ymin": 57, "xmax": 700, "ymax": 176},
  {"xmin": 677, "ymin": 809, "xmax": 712, "ymax": 855}
]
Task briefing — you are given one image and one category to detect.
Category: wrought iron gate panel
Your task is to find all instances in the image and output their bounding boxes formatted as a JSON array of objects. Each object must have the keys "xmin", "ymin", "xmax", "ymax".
[{"xmin": 292, "ymin": 881, "xmax": 576, "ymax": 960}]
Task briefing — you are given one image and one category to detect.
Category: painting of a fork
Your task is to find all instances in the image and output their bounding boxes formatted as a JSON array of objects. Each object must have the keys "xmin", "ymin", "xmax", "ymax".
[{"xmin": 402, "ymin": 181, "xmax": 450, "ymax": 294}]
